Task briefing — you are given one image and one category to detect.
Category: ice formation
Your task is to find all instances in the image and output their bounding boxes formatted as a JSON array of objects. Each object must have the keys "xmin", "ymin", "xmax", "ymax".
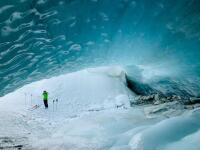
[
  {"xmin": 0, "ymin": 67, "xmax": 200, "ymax": 150},
  {"xmin": 0, "ymin": 0, "xmax": 200, "ymax": 149},
  {"xmin": 0, "ymin": 0, "xmax": 200, "ymax": 97}
]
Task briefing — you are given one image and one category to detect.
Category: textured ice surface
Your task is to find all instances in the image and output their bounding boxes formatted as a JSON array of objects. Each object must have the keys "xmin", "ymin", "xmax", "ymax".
[{"xmin": 1, "ymin": 0, "xmax": 200, "ymax": 97}]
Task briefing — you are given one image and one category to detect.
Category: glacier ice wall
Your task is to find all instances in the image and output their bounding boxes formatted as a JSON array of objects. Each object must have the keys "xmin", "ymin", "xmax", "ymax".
[{"xmin": 0, "ymin": 0, "xmax": 200, "ymax": 96}]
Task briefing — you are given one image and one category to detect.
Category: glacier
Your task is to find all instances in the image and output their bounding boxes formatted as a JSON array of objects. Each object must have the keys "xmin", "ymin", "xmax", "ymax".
[
  {"xmin": 0, "ymin": 67, "xmax": 200, "ymax": 150},
  {"xmin": 0, "ymin": 0, "xmax": 200, "ymax": 96},
  {"xmin": 0, "ymin": 0, "xmax": 200, "ymax": 149}
]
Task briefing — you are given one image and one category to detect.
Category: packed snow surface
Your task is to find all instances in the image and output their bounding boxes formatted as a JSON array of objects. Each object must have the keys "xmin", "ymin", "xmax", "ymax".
[{"xmin": 0, "ymin": 67, "xmax": 200, "ymax": 150}]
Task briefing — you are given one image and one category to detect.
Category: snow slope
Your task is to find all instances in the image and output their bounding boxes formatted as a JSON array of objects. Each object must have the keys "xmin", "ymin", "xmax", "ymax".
[
  {"xmin": 0, "ymin": 66, "xmax": 132, "ymax": 114},
  {"xmin": 0, "ymin": 67, "xmax": 200, "ymax": 150}
]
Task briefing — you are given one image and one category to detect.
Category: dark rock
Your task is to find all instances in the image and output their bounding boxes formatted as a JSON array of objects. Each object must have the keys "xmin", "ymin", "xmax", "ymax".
[{"xmin": 184, "ymin": 97, "xmax": 200, "ymax": 105}]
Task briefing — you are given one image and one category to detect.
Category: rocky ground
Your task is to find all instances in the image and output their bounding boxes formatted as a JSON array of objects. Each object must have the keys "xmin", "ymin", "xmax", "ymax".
[{"xmin": 131, "ymin": 93, "xmax": 200, "ymax": 106}]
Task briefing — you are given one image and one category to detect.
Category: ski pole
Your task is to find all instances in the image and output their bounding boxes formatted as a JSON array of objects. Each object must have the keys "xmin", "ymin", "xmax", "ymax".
[
  {"xmin": 53, "ymin": 100, "xmax": 55, "ymax": 112},
  {"xmin": 56, "ymin": 99, "xmax": 58, "ymax": 111},
  {"xmin": 31, "ymin": 94, "xmax": 33, "ymax": 106}
]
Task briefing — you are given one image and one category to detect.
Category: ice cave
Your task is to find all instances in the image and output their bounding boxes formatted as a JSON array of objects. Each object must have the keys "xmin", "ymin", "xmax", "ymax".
[{"xmin": 0, "ymin": 0, "xmax": 200, "ymax": 150}]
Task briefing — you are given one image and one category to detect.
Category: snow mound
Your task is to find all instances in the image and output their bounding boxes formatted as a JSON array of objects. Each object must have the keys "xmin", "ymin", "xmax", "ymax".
[
  {"xmin": 0, "ymin": 66, "xmax": 133, "ymax": 116},
  {"xmin": 129, "ymin": 110, "xmax": 200, "ymax": 150}
]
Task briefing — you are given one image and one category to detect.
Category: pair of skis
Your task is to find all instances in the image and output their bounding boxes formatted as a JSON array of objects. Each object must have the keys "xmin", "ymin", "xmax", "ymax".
[
  {"xmin": 28, "ymin": 104, "xmax": 40, "ymax": 111},
  {"xmin": 28, "ymin": 99, "xmax": 58, "ymax": 111}
]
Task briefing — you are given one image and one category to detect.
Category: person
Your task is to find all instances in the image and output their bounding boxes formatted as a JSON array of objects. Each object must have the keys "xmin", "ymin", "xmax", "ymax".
[{"xmin": 42, "ymin": 91, "xmax": 48, "ymax": 109}]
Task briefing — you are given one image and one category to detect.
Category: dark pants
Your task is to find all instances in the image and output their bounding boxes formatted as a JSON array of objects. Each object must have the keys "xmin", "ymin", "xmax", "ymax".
[{"xmin": 43, "ymin": 100, "xmax": 48, "ymax": 108}]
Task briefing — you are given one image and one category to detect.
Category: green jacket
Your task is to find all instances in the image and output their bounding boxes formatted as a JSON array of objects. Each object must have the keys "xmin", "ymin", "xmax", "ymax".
[{"xmin": 43, "ymin": 92, "xmax": 48, "ymax": 100}]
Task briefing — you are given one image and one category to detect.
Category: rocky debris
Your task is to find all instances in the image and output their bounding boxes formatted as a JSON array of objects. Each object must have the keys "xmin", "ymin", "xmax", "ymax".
[
  {"xmin": 184, "ymin": 104, "xmax": 200, "ymax": 110},
  {"xmin": 130, "ymin": 93, "xmax": 194, "ymax": 106},
  {"xmin": 132, "ymin": 95, "xmax": 154, "ymax": 104},
  {"xmin": 131, "ymin": 94, "xmax": 181, "ymax": 105},
  {"xmin": 141, "ymin": 96, "xmax": 200, "ymax": 118},
  {"xmin": 184, "ymin": 97, "xmax": 200, "ymax": 105},
  {"xmin": 144, "ymin": 101, "xmax": 185, "ymax": 118},
  {"xmin": 0, "ymin": 137, "xmax": 29, "ymax": 150}
]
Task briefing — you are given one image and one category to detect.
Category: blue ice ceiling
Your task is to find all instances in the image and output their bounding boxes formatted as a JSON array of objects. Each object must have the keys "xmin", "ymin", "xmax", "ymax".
[{"xmin": 0, "ymin": 0, "xmax": 200, "ymax": 96}]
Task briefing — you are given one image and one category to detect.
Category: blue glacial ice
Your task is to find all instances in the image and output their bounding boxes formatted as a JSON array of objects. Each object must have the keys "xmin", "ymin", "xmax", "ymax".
[
  {"xmin": 0, "ymin": 0, "xmax": 200, "ymax": 149},
  {"xmin": 0, "ymin": 0, "xmax": 200, "ymax": 97}
]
